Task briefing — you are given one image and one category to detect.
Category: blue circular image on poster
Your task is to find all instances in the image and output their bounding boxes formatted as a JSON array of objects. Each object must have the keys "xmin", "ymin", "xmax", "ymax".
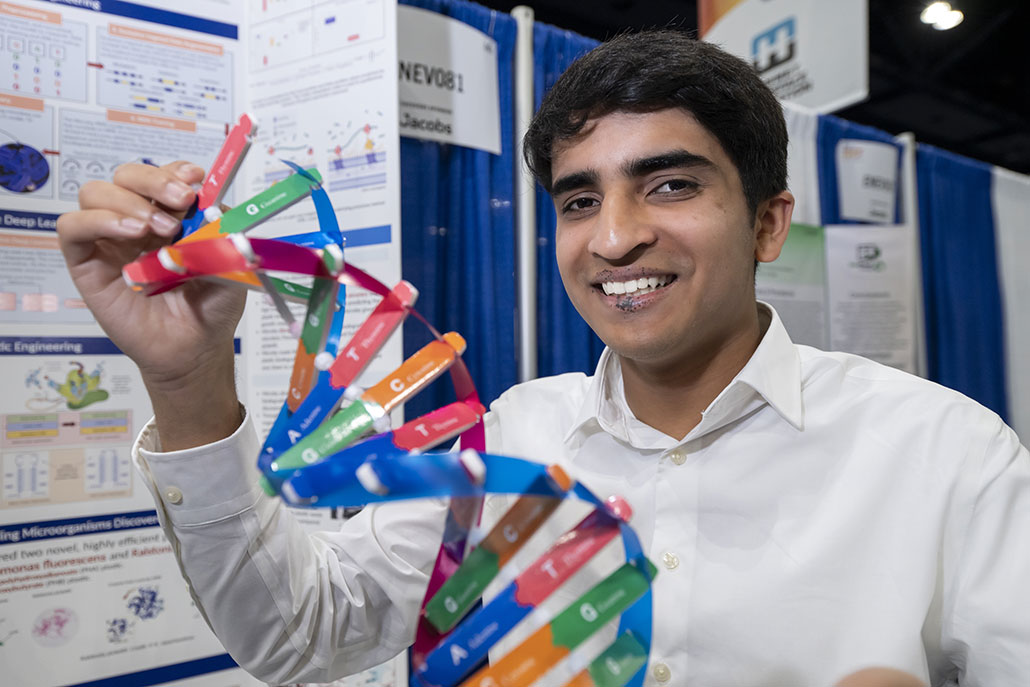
[{"xmin": 0, "ymin": 142, "xmax": 50, "ymax": 193}]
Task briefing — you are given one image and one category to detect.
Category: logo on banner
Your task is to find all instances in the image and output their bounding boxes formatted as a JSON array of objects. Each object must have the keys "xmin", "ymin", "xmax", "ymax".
[
  {"xmin": 751, "ymin": 18, "xmax": 796, "ymax": 74},
  {"xmin": 851, "ymin": 243, "xmax": 886, "ymax": 272}
]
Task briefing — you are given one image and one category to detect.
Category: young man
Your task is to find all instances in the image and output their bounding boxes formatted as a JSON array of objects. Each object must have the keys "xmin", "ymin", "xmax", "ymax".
[{"xmin": 57, "ymin": 30, "xmax": 1026, "ymax": 687}]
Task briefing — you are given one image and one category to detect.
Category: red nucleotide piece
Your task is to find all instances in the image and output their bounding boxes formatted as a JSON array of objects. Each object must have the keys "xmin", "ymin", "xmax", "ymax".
[
  {"xmin": 331, "ymin": 280, "xmax": 419, "ymax": 388},
  {"xmin": 198, "ymin": 113, "xmax": 256, "ymax": 211},
  {"xmin": 393, "ymin": 401, "xmax": 486, "ymax": 451}
]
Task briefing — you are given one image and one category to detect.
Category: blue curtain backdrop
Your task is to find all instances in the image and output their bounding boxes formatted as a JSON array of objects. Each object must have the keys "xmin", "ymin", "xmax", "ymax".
[
  {"xmin": 533, "ymin": 23, "xmax": 604, "ymax": 378},
  {"xmin": 916, "ymin": 144, "xmax": 1008, "ymax": 419},
  {"xmin": 816, "ymin": 114, "xmax": 903, "ymax": 225},
  {"xmin": 399, "ymin": 0, "xmax": 517, "ymax": 417}
]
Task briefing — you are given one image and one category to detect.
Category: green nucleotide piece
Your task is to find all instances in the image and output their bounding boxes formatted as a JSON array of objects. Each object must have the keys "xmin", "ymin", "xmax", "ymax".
[
  {"xmin": 270, "ymin": 277, "xmax": 312, "ymax": 301},
  {"xmin": 272, "ymin": 400, "xmax": 376, "ymax": 472},
  {"xmin": 220, "ymin": 168, "xmax": 323, "ymax": 234},
  {"xmin": 586, "ymin": 631, "xmax": 648, "ymax": 687},
  {"xmin": 423, "ymin": 546, "xmax": 501, "ymax": 632},
  {"xmin": 550, "ymin": 559, "xmax": 656, "ymax": 651},
  {"xmin": 300, "ymin": 279, "xmax": 337, "ymax": 353}
]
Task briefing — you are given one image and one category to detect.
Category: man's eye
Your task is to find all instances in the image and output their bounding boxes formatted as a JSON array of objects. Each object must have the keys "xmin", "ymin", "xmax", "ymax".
[
  {"xmin": 652, "ymin": 179, "xmax": 698, "ymax": 194},
  {"xmin": 563, "ymin": 197, "xmax": 598, "ymax": 213}
]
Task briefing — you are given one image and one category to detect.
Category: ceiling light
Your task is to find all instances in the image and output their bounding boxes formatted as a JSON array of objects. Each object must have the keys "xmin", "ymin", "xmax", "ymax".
[
  {"xmin": 920, "ymin": 2, "xmax": 964, "ymax": 30},
  {"xmin": 933, "ymin": 9, "xmax": 964, "ymax": 30}
]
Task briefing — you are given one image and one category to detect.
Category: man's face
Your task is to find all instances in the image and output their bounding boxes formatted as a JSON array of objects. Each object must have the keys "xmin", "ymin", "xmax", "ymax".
[{"xmin": 550, "ymin": 108, "xmax": 776, "ymax": 370}]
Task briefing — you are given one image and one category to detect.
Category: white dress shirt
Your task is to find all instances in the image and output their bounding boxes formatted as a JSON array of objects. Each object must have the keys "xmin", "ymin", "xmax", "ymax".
[{"xmin": 134, "ymin": 305, "xmax": 1030, "ymax": 687}]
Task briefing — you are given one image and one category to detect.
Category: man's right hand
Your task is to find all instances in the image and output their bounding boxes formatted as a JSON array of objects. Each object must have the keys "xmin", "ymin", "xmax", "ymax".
[{"xmin": 56, "ymin": 161, "xmax": 245, "ymax": 450}]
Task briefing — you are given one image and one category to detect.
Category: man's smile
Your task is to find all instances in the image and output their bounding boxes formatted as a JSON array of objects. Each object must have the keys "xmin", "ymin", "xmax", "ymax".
[{"xmin": 591, "ymin": 268, "xmax": 678, "ymax": 312}]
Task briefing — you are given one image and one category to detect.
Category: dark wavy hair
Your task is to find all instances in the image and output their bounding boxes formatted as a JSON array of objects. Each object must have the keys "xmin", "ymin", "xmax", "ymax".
[{"xmin": 523, "ymin": 30, "xmax": 788, "ymax": 216}]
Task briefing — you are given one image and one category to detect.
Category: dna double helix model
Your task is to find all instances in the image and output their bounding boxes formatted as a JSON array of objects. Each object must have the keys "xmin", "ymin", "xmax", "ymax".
[{"xmin": 123, "ymin": 114, "xmax": 655, "ymax": 687}]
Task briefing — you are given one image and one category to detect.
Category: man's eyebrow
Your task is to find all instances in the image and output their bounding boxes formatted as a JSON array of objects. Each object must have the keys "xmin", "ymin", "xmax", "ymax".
[
  {"xmin": 550, "ymin": 169, "xmax": 600, "ymax": 197},
  {"xmin": 622, "ymin": 150, "xmax": 717, "ymax": 178}
]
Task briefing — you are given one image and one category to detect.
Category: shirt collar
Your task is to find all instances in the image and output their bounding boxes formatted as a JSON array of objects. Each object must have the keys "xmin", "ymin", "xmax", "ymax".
[{"xmin": 563, "ymin": 302, "xmax": 804, "ymax": 448}]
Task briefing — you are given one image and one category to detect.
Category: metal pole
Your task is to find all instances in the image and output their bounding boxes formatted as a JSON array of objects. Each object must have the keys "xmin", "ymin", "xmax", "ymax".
[
  {"xmin": 512, "ymin": 5, "xmax": 537, "ymax": 382},
  {"xmin": 897, "ymin": 131, "xmax": 927, "ymax": 378}
]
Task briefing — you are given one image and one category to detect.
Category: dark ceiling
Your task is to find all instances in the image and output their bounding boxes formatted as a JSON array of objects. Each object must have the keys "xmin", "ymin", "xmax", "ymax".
[{"xmin": 475, "ymin": 0, "xmax": 1030, "ymax": 175}]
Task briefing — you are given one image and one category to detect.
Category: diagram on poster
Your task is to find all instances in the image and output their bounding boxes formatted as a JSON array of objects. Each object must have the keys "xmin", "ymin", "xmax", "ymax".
[
  {"xmin": 57, "ymin": 109, "xmax": 225, "ymax": 201},
  {"xmin": 0, "ymin": 2, "xmax": 87, "ymax": 102},
  {"xmin": 249, "ymin": 106, "xmax": 387, "ymax": 207},
  {"xmin": 96, "ymin": 23, "xmax": 234, "ymax": 122},
  {"xmin": 0, "ymin": 100, "xmax": 54, "ymax": 197},
  {"xmin": 249, "ymin": 0, "xmax": 385, "ymax": 71},
  {"xmin": 327, "ymin": 109, "xmax": 387, "ymax": 192},
  {"xmin": 1, "ymin": 340, "xmax": 141, "ymax": 509}
]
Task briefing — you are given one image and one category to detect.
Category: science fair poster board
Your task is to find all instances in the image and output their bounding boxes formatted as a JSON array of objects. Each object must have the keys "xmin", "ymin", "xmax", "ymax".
[
  {"xmin": 756, "ymin": 222, "xmax": 919, "ymax": 375},
  {"xmin": 0, "ymin": 1, "xmax": 403, "ymax": 685}
]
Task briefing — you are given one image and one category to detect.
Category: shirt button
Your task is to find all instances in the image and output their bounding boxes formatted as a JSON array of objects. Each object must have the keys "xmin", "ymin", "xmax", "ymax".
[
  {"xmin": 164, "ymin": 486, "xmax": 183, "ymax": 505},
  {"xmin": 652, "ymin": 662, "xmax": 671, "ymax": 683},
  {"xmin": 662, "ymin": 551, "xmax": 680, "ymax": 570},
  {"xmin": 668, "ymin": 449, "xmax": 686, "ymax": 465}
]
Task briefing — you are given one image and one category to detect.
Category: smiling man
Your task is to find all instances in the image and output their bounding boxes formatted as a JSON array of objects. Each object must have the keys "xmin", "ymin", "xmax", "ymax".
[
  {"xmin": 57, "ymin": 29, "xmax": 1027, "ymax": 687},
  {"xmin": 543, "ymin": 108, "xmax": 791, "ymax": 439}
]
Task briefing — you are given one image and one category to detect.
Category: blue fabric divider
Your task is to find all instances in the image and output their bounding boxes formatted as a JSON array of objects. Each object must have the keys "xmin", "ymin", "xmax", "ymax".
[
  {"xmin": 399, "ymin": 0, "xmax": 517, "ymax": 416},
  {"xmin": 816, "ymin": 114, "xmax": 903, "ymax": 225},
  {"xmin": 916, "ymin": 144, "xmax": 1008, "ymax": 419},
  {"xmin": 532, "ymin": 23, "xmax": 605, "ymax": 378}
]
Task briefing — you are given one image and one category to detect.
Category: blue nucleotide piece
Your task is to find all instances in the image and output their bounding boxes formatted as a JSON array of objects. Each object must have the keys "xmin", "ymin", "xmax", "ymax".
[
  {"xmin": 417, "ymin": 582, "xmax": 519, "ymax": 686},
  {"xmin": 276, "ymin": 231, "xmax": 341, "ymax": 249},
  {"xmin": 178, "ymin": 199, "xmax": 205, "ymax": 238},
  {"xmin": 283, "ymin": 452, "xmax": 565, "ymax": 506},
  {"xmin": 282, "ymin": 160, "xmax": 343, "ymax": 246},
  {"xmin": 260, "ymin": 287, "xmax": 348, "ymax": 473}
]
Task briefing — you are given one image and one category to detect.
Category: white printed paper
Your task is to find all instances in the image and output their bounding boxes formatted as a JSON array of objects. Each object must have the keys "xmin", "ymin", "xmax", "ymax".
[
  {"xmin": 836, "ymin": 138, "xmax": 899, "ymax": 223},
  {"xmin": 825, "ymin": 224, "xmax": 918, "ymax": 372},
  {"xmin": 398, "ymin": 5, "xmax": 501, "ymax": 155}
]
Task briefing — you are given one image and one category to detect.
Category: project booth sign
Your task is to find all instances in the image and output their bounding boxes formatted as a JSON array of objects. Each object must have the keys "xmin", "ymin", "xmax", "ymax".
[
  {"xmin": 700, "ymin": 0, "xmax": 869, "ymax": 113},
  {"xmin": 397, "ymin": 5, "xmax": 502, "ymax": 155}
]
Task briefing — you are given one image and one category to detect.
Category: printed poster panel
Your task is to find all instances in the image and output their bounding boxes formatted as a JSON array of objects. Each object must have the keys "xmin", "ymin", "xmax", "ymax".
[
  {"xmin": 756, "ymin": 222, "xmax": 828, "ymax": 349},
  {"xmin": 0, "ymin": 336, "xmax": 253, "ymax": 687},
  {"xmin": 0, "ymin": 1, "xmax": 259, "ymax": 685},
  {"xmin": 0, "ymin": 0, "xmax": 400, "ymax": 684},
  {"xmin": 241, "ymin": 0, "xmax": 404, "ymax": 443},
  {"xmin": 825, "ymin": 224, "xmax": 919, "ymax": 373},
  {"xmin": 700, "ymin": 0, "xmax": 869, "ymax": 113}
]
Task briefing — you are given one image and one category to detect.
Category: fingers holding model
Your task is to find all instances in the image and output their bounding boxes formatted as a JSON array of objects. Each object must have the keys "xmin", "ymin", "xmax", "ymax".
[{"xmin": 57, "ymin": 160, "xmax": 245, "ymax": 450}]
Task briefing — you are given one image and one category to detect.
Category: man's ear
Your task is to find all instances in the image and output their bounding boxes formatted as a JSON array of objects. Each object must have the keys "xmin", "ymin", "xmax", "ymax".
[{"xmin": 753, "ymin": 190, "xmax": 795, "ymax": 263}]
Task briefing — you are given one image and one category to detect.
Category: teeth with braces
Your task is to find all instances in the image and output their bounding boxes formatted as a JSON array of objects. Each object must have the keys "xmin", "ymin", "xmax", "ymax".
[{"xmin": 600, "ymin": 275, "xmax": 670, "ymax": 296}]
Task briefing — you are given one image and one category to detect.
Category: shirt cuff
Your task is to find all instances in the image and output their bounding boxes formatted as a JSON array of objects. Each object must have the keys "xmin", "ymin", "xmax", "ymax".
[{"xmin": 133, "ymin": 406, "xmax": 266, "ymax": 528}]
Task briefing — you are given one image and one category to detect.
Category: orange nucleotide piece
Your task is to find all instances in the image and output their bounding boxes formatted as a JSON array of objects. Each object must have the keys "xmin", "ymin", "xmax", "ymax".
[
  {"xmin": 286, "ymin": 348, "xmax": 318, "ymax": 412},
  {"xmin": 361, "ymin": 333, "xmax": 466, "ymax": 412},
  {"xmin": 176, "ymin": 237, "xmax": 251, "ymax": 274},
  {"xmin": 481, "ymin": 465, "xmax": 572, "ymax": 568},
  {"xmin": 175, "ymin": 216, "xmax": 225, "ymax": 245},
  {"xmin": 461, "ymin": 624, "xmax": 567, "ymax": 687},
  {"xmin": 210, "ymin": 270, "xmax": 263, "ymax": 289},
  {"xmin": 562, "ymin": 672, "xmax": 596, "ymax": 687}
]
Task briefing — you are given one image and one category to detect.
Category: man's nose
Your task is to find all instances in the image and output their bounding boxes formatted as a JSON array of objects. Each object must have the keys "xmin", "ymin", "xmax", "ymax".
[{"xmin": 586, "ymin": 194, "xmax": 657, "ymax": 262}]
